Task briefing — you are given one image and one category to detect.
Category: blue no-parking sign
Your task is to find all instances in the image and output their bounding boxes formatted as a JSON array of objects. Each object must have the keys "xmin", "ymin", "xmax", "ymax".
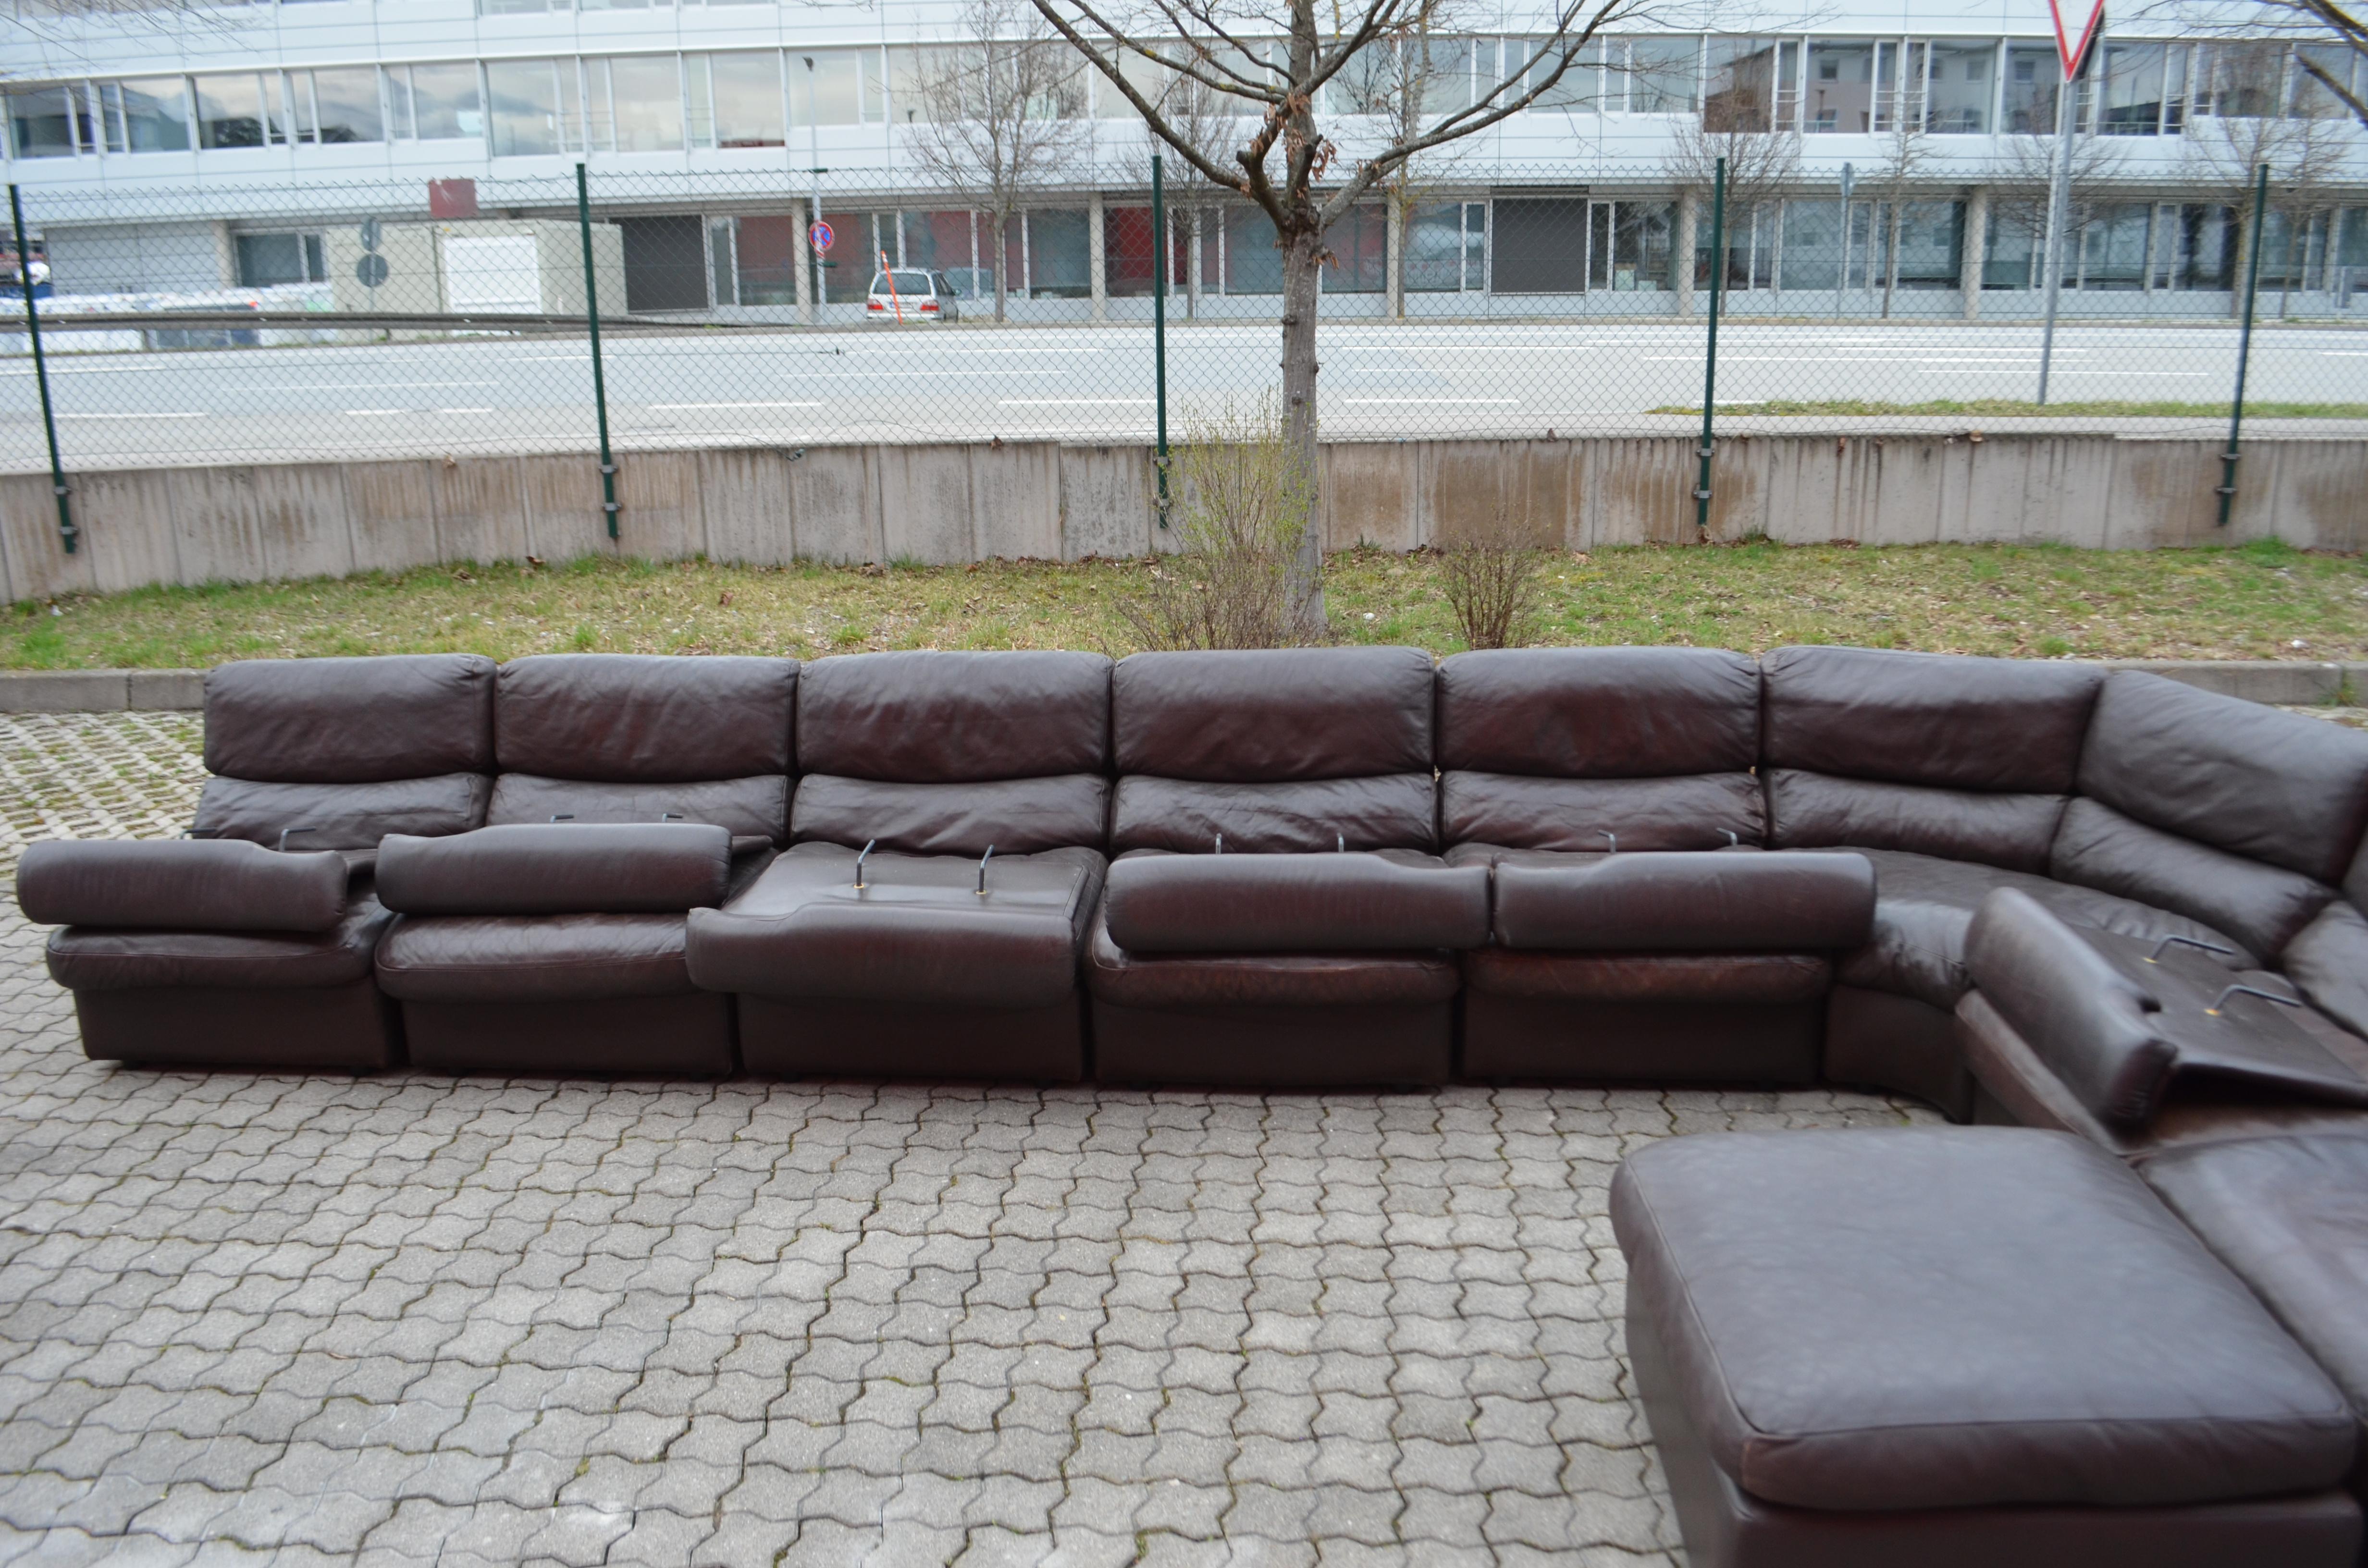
[{"xmin": 809, "ymin": 220, "xmax": 834, "ymax": 254}]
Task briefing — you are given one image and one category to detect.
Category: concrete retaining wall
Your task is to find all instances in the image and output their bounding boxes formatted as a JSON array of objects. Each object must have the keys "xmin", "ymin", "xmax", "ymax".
[
  {"xmin": 2, "ymin": 659, "xmax": 2356, "ymax": 714},
  {"xmin": 0, "ymin": 431, "xmax": 2362, "ymax": 604}
]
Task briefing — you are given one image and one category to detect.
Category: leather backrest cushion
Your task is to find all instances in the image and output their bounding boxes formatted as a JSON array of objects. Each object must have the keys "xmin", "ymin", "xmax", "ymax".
[
  {"xmin": 1964, "ymin": 888, "xmax": 2177, "ymax": 1128},
  {"xmin": 2077, "ymin": 671, "xmax": 2368, "ymax": 886},
  {"xmin": 490, "ymin": 774, "xmax": 789, "ymax": 844},
  {"xmin": 2349, "ymin": 833, "xmax": 2368, "ymax": 915},
  {"xmin": 496, "ymin": 654, "xmax": 796, "ymax": 783},
  {"xmin": 1765, "ymin": 769, "xmax": 2067, "ymax": 874},
  {"xmin": 2282, "ymin": 901, "xmax": 2368, "ymax": 1041},
  {"xmin": 1104, "ymin": 851, "xmax": 1489, "ymax": 952},
  {"xmin": 1114, "ymin": 647, "xmax": 1433, "ymax": 781},
  {"xmin": 204, "ymin": 655, "xmax": 496, "ymax": 783},
  {"xmin": 796, "ymin": 650, "xmax": 1110, "ymax": 781},
  {"xmin": 1443, "ymin": 772, "xmax": 1763, "ymax": 852},
  {"xmin": 377, "ymin": 822, "xmax": 731, "ymax": 915},
  {"xmin": 194, "ymin": 774, "xmax": 492, "ymax": 850},
  {"xmin": 1761, "ymin": 645, "xmax": 2102, "ymax": 793},
  {"xmin": 1437, "ymin": 647, "xmax": 1758, "ymax": 777},
  {"xmin": 2049, "ymin": 796, "xmax": 2334, "ymax": 961},
  {"xmin": 17, "ymin": 838, "xmax": 348, "ymax": 934},
  {"xmin": 1493, "ymin": 851, "xmax": 1875, "ymax": 952},
  {"xmin": 1111, "ymin": 774, "xmax": 1435, "ymax": 853},
  {"xmin": 793, "ymin": 773, "xmax": 1109, "ymax": 856}
]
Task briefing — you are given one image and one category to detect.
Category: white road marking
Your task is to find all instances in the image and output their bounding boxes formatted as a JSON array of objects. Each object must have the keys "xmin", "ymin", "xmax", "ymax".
[
  {"xmin": 645, "ymin": 401, "xmax": 823, "ymax": 410},
  {"xmin": 997, "ymin": 398, "xmax": 1155, "ymax": 405},
  {"xmin": 58, "ymin": 411, "xmax": 204, "ymax": 418},
  {"xmin": 1342, "ymin": 397, "xmax": 1519, "ymax": 404}
]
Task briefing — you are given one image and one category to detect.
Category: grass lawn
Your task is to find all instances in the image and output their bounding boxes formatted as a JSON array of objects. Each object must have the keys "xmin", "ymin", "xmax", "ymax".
[
  {"xmin": 5, "ymin": 538, "xmax": 2364, "ymax": 668},
  {"xmin": 1649, "ymin": 399, "xmax": 2368, "ymax": 419}
]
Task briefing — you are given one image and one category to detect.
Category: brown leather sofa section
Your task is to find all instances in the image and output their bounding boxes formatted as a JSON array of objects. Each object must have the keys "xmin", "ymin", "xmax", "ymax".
[
  {"xmin": 376, "ymin": 912, "xmax": 698, "ymax": 1004},
  {"xmin": 1764, "ymin": 769, "xmax": 2066, "ymax": 874},
  {"xmin": 19, "ymin": 839, "xmax": 348, "ymax": 934},
  {"xmin": 796, "ymin": 649, "xmax": 1110, "ymax": 781},
  {"xmin": 1114, "ymin": 647, "xmax": 1433, "ymax": 782},
  {"xmin": 1492, "ymin": 852, "xmax": 1873, "ymax": 952},
  {"xmin": 1437, "ymin": 647, "xmax": 1760, "ymax": 778},
  {"xmin": 75, "ymin": 980, "xmax": 399, "ymax": 1072},
  {"xmin": 1761, "ymin": 645, "xmax": 2102, "ymax": 794},
  {"xmin": 495, "ymin": 654, "xmax": 797, "ymax": 783},
  {"xmin": 204, "ymin": 654, "xmax": 497, "ymax": 784},
  {"xmin": 1104, "ymin": 851, "xmax": 1488, "ymax": 954},
  {"xmin": 1964, "ymin": 889, "xmax": 2179, "ymax": 1127},
  {"xmin": 2049, "ymin": 796, "xmax": 2336, "ymax": 962},
  {"xmin": 2284, "ymin": 901, "xmax": 2368, "ymax": 1040},
  {"xmin": 1614, "ymin": 1127, "xmax": 2359, "ymax": 1512},
  {"xmin": 2077, "ymin": 671, "xmax": 2368, "ymax": 888},
  {"xmin": 376, "ymin": 823, "xmax": 733, "ymax": 917},
  {"xmin": 1110, "ymin": 773, "xmax": 1435, "ymax": 854},
  {"xmin": 402, "ymin": 993, "xmax": 733, "ymax": 1077},
  {"xmin": 793, "ymin": 773, "xmax": 1108, "ymax": 856},
  {"xmin": 490, "ymin": 775, "xmax": 789, "ymax": 843},
  {"xmin": 1822, "ymin": 986, "xmax": 1971, "ymax": 1121},
  {"xmin": 48, "ymin": 892, "xmax": 391, "ymax": 992},
  {"xmin": 1443, "ymin": 772, "xmax": 1764, "ymax": 854},
  {"xmin": 194, "ymin": 773, "xmax": 493, "ymax": 851}
]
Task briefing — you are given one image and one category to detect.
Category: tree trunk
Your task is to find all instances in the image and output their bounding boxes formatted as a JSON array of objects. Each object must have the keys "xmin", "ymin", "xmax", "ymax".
[
  {"xmin": 1387, "ymin": 193, "xmax": 1406, "ymax": 320},
  {"xmin": 1280, "ymin": 222, "xmax": 1325, "ymax": 639},
  {"xmin": 1187, "ymin": 207, "xmax": 1201, "ymax": 321},
  {"xmin": 994, "ymin": 210, "xmax": 1010, "ymax": 323},
  {"xmin": 1882, "ymin": 200, "xmax": 1902, "ymax": 318}
]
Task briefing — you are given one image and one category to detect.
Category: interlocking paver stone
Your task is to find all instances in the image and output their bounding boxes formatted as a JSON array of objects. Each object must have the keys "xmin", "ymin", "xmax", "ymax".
[{"xmin": 0, "ymin": 712, "xmax": 1948, "ymax": 1563}]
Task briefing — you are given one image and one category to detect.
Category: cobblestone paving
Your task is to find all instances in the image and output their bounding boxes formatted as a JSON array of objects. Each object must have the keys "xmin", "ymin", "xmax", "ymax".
[{"xmin": 0, "ymin": 715, "xmax": 1944, "ymax": 1567}]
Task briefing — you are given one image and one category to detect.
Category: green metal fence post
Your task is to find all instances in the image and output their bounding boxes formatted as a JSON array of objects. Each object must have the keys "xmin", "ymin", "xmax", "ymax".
[
  {"xmin": 2218, "ymin": 162, "xmax": 2269, "ymax": 530},
  {"xmin": 1151, "ymin": 153, "xmax": 1171, "ymax": 530},
  {"xmin": 576, "ymin": 163, "xmax": 619, "ymax": 542},
  {"xmin": 9, "ymin": 185, "xmax": 74, "ymax": 556},
  {"xmin": 1693, "ymin": 158, "xmax": 1726, "ymax": 535}
]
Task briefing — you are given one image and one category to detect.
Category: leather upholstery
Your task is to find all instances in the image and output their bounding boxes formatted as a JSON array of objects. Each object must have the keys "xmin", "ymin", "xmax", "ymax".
[
  {"xmin": 686, "ymin": 842, "xmax": 1100, "ymax": 1008},
  {"xmin": 1492, "ymin": 851, "xmax": 1873, "ymax": 952},
  {"xmin": 1765, "ymin": 769, "xmax": 2066, "ymax": 874},
  {"xmin": 796, "ymin": 650, "xmax": 1110, "ymax": 780},
  {"xmin": 1443, "ymin": 772, "xmax": 1764, "ymax": 853},
  {"xmin": 18, "ymin": 839, "xmax": 348, "ymax": 933},
  {"xmin": 1110, "ymin": 774, "xmax": 1435, "ymax": 854},
  {"xmin": 1104, "ymin": 850, "xmax": 1488, "ymax": 953},
  {"xmin": 1835, "ymin": 848, "xmax": 2249, "ymax": 1011},
  {"xmin": 1113, "ymin": 647, "xmax": 1432, "ymax": 780},
  {"xmin": 47, "ymin": 891, "xmax": 392, "ymax": 992},
  {"xmin": 1761, "ymin": 645, "xmax": 2102, "ymax": 793},
  {"xmin": 1613, "ymin": 1127, "xmax": 2357, "ymax": 1511},
  {"xmin": 1463, "ymin": 950, "xmax": 1829, "ymax": 1004},
  {"xmin": 204, "ymin": 654, "xmax": 496, "ymax": 783},
  {"xmin": 377, "ymin": 823, "xmax": 732, "ymax": 916},
  {"xmin": 2284, "ymin": 901, "xmax": 2368, "ymax": 1040},
  {"xmin": 2077, "ymin": 671, "xmax": 2368, "ymax": 887},
  {"xmin": 495, "ymin": 654, "xmax": 796, "ymax": 781},
  {"xmin": 1965, "ymin": 889, "xmax": 2178, "ymax": 1127},
  {"xmin": 2050, "ymin": 796, "xmax": 2335, "ymax": 961},
  {"xmin": 2143, "ymin": 1132, "xmax": 2368, "ymax": 1420},
  {"xmin": 1823, "ymin": 986, "xmax": 1973, "ymax": 1122},
  {"xmin": 1085, "ymin": 902, "xmax": 1460, "ymax": 1009},
  {"xmin": 376, "ymin": 912, "xmax": 695, "ymax": 1002},
  {"xmin": 1436, "ymin": 647, "xmax": 1759, "ymax": 777},
  {"xmin": 793, "ymin": 773, "xmax": 1109, "ymax": 856},
  {"xmin": 194, "ymin": 773, "xmax": 492, "ymax": 850},
  {"xmin": 489, "ymin": 774, "xmax": 789, "ymax": 843}
]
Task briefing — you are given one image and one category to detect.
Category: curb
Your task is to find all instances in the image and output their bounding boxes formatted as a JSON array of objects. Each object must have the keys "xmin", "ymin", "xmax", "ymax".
[{"xmin": 0, "ymin": 661, "xmax": 2357, "ymax": 715}]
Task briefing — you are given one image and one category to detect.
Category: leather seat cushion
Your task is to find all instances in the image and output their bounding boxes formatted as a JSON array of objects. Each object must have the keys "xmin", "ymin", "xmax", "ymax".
[
  {"xmin": 1085, "ymin": 904, "xmax": 1460, "ymax": 1010},
  {"xmin": 489, "ymin": 774, "xmax": 789, "ymax": 843},
  {"xmin": 375, "ymin": 912, "xmax": 694, "ymax": 1003},
  {"xmin": 47, "ymin": 891, "xmax": 392, "ymax": 992},
  {"xmin": 1612, "ymin": 1126, "xmax": 2357, "ymax": 1511},
  {"xmin": 686, "ymin": 842, "xmax": 1101, "ymax": 1008},
  {"xmin": 2142, "ymin": 1132, "xmax": 2368, "ymax": 1416},
  {"xmin": 1104, "ymin": 849, "xmax": 1487, "ymax": 952},
  {"xmin": 1838, "ymin": 847, "xmax": 2248, "ymax": 1010},
  {"xmin": 194, "ymin": 773, "xmax": 492, "ymax": 851}
]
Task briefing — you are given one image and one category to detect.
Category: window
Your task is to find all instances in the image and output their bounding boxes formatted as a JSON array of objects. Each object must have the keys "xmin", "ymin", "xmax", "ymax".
[
  {"xmin": 2194, "ymin": 42, "xmax": 2281, "ymax": 118},
  {"xmin": 732, "ymin": 214, "xmax": 801, "ymax": 305},
  {"xmin": 2075, "ymin": 203, "xmax": 2150, "ymax": 287},
  {"xmin": 99, "ymin": 79, "xmax": 191, "ymax": 152},
  {"xmin": 1026, "ymin": 208, "xmax": 1090, "ymax": 296},
  {"xmin": 1591, "ymin": 200, "xmax": 1673, "ymax": 289},
  {"xmin": 606, "ymin": 57, "xmax": 683, "ymax": 151},
  {"xmin": 1702, "ymin": 37, "xmax": 1776, "ymax": 132},
  {"xmin": 2098, "ymin": 42, "xmax": 2167, "ymax": 134},
  {"xmin": 1925, "ymin": 41, "xmax": 1994, "ymax": 133},
  {"xmin": 1626, "ymin": 37, "xmax": 1699, "ymax": 113},
  {"xmin": 1527, "ymin": 39, "xmax": 1606, "ymax": 111},
  {"xmin": 235, "ymin": 233, "xmax": 326, "ymax": 287},
  {"xmin": 793, "ymin": 52, "xmax": 863, "ymax": 127},
  {"xmin": 195, "ymin": 74, "xmax": 286, "ymax": 148},
  {"xmin": 1873, "ymin": 41, "xmax": 1924, "ymax": 132},
  {"xmin": 1782, "ymin": 199, "xmax": 1847, "ymax": 290},
  {"xmin": 1222, "ymin": 206, "xmax": 1283, "ymax": 294},
  {"xmin": 1327, "ymin": 204, "xmax": 1387, "ymax": 292},
  {"xmin": 2003, "ymin": 43, "xmax": 2060, "ymax": 133},
  {"xmin": 480, "ymin": 0, "xmax": 561, "ymax": 13},
  {"xmin": 1804, "ymin": 40, "xmax": 1873, "ymax": 131},
  {"xmin": 2293, "ymin": 44, "xmax": 2356, "ymax": 118},
  {"xmin": 708, "ymin": 52, "xmax": 785, "ymax": 146},
  {"xmin": 1889, "ymin": 200, "xmax": 1964, "ymax": 287},
  {"xmin": 1420, "ymin": 38, "xmax": 1474, "ymax": 115},
  {"xmin": 1406, "ymin": 201, "xmax": 1486, "ymax": 291},
  {"xmin": 395, "ymin": 63, "xmax": 484, "ymax": 140},
  {"xmin": 303, "ymin": 68, "xmax": 382, "ymax": 142},
  {"xmin": 487, "ymin": 60, "xmax": 567, "ymax": 155},
  {"xmin": 7, "ymin": 85, "xmax": 83, "ymax": 158}
]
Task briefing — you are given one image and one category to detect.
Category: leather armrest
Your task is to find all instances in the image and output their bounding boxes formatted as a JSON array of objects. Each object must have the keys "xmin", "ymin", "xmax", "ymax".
[
  {"xmin": 1492, "ymin": 851, "xmax": 1874, "ymax": 951},
  {"xmin": 15, "ymin": 838, "xmax": 347, "ymax": 933},
  {"xmin": 1104, "ymin": 853, "xmax": 1490, "ymax": 953},
  {"xmin": 376, "ymin": 822, "xmax": 731, "ymax": 915},
  {"xmin": 1964, "ymin": 888, "xmax": 2175, "ymax": 1129}
]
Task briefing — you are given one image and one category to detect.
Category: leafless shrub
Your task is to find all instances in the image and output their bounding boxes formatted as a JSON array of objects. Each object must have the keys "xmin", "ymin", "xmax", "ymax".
[
  {"xmin": 1438, "ymin": 522, "xmax": 1551, "ymax": 650},
  {"xmin": 1119, "ymin": 398, "xmax": 1316, "ymax": 651}
]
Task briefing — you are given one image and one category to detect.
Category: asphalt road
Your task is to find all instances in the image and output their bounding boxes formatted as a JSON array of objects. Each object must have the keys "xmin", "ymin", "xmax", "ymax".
[{"xmin": 0, "ymin": 317, "xmax": 2361, "ymax": 471}]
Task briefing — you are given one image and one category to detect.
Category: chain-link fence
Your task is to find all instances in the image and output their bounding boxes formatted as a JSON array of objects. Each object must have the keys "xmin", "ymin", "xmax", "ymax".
[{"xmin": 3, "ymin": 160, "xmax": 2363, "ymax": 491}]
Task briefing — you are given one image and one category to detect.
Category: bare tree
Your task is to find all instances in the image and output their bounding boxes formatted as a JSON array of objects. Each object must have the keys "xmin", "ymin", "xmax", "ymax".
[
  {"xmin": 1114, "ymin": 60, "xmax": 1242, "ymax": 318},
  {"xmin": 1028, "ymin": 0, "xmax": 1646, "ymax": 634},
  {"xmin": 1867, "ymin": 116, "xmax": 1936, "ymax": 318},
  {"xmin": 2182, "ymin": 39, "xmax": 2356, "ymax": 315},
  {"xmin": 1983, "ymin": 131, "xmax": 2128, "ymax": 290},
  {"xmin": 1663, "ymin": 121, "xmax": 1800, "ymax": 299},
  {"xmin": 904, "ymin": 0, "xmax": 1093, "ymax": 322}
]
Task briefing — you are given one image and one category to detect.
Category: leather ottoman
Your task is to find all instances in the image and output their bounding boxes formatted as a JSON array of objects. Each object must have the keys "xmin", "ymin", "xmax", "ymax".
[{"xmin": 1612, "ymin": 1127, "xmax": 2362, "ymax": 1568}]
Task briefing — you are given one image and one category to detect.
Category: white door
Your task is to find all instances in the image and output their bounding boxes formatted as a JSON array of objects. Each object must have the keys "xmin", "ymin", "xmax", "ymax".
[{"xmin": 442, "ymin": 234, "xmax": 542, "ymax": 312}]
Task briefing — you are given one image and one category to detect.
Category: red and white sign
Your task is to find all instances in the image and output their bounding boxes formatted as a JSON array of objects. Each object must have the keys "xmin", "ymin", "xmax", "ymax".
[{"xmin": 2049, "ymin": 0, "xmax": 2106, "ymax": 82}]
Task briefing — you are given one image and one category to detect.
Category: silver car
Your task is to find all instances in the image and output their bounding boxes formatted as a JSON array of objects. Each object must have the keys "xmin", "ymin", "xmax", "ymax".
[{"xmin": 865, "ymin": 269, "xmax": 962, "ymax": 323}]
